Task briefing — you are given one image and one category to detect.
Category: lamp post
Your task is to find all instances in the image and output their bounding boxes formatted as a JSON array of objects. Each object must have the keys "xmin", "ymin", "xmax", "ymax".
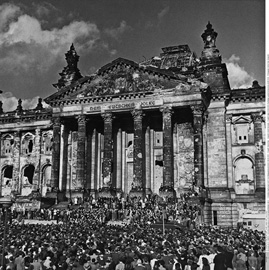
[{"xmin": 0, "ymin": 197, "xmax": 13, "ymax": 270}]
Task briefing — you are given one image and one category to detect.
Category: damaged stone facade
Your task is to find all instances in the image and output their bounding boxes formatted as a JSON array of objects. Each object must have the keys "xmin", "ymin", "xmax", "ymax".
[{"xmin": 0, "ymin": 23, "xmax": 265, "ymax": 227}]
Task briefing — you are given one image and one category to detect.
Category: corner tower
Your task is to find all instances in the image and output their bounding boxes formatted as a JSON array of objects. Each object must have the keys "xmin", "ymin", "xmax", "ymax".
[
  {"xmin": 198, "ymin": 22, "xmax": 230, "ymax": 95},
  {"xmin": 200, "ymin": 23, "xmax": 231, "ymax": 226}
]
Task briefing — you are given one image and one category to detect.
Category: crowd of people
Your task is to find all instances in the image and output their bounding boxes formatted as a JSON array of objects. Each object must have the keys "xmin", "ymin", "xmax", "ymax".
[{"xmin": 0, "ymin": 191, "xmax": 266, "ymax": 270}]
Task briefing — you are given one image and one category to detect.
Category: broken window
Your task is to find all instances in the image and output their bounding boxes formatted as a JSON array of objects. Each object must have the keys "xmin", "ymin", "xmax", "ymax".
[
  {"xmin": 2, "ymin": 165, "xmax": 13, "ymax": 186},
  {"xmin": 21, "ymin": 133, "xmax": 35, "ymax": 155},
  {"xmin": 42, "ymin": 131, "xmax": 53, "ymax": 154},
  {"xmin": 2, "ymin": 134, "xmax": 14, "ymax": 155},
  {"xmin": 155, "ymin": 155, "xmax": 163, "ymax": 166},
  {"xmin": 23, "ymin": 164, "xmax": 35, "ymax": 185}
]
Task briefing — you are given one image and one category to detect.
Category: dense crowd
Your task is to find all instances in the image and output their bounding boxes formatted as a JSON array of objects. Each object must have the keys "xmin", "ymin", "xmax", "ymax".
[{"xmin": 0, "ymin": 195, "xmax": 265, "ymax": 270}]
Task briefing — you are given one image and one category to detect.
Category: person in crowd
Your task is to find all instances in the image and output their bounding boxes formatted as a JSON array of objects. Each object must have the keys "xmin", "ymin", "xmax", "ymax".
[
  {"xmin": 0, "ymin": 192, "xmax": 265, "ymax": 270},
  {"xmin": 232, "ymin": 248, "xmax": 247, "ymax": 270},
  {"xmin": 213, "ymin": 246, "xmax": 226, "ymax": 270}
]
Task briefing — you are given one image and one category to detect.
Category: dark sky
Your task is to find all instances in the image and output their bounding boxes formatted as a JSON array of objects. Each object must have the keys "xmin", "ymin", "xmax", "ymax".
[{"xmin": 0, "ymin": 0, "xmax": 265, "ymax": 111}]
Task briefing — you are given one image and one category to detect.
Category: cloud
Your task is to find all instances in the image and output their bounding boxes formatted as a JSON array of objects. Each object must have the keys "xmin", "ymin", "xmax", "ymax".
[
  {"xmin": 0, "ymin": 3, "xmax": 21, "ymax": 31},
  {"xmin": 0, "ymin": 92, "xmax": 49, "ymax": 112},
  {"xmin": 32, "ymin": 2, "xmax": 58, "ymax": 18},
  {"xmin": 0, "ymin": 3, "xmax": 101, "ymax": 73},
  {"xmin": 157, "ymin": 6, "xmax": 170, "ymax": 21},
  {"xmin": 145, "ymin": 6, "xmax": 170, "ymax": 29},
  {"xmin": 224, "ymin": 54, "xmax": 255, "ymax": 89},
  {"xmin": 104, "ymin": 20, "xmax": 131, "ymax": 40}
]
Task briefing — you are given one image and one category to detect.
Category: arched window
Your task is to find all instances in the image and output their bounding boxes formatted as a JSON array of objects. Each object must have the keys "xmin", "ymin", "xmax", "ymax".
[
  {"xmin": 234, "ymin": 157, "xmax": 255, "ymax": 194},
  {"xmin": 21, "ymin": 132, "xmax": 35, "ymax": 155},
  {"xmin": 42, "ymin": 131, "xmax": 53, "ymax": 154},
  {"xmin": 23, "ymin": 164, "xmax": 35, "ymax": 185},
  {"xmin": 41, "ymin": 164, "xmax": 51, "ymax": 196},
  {"xmin": 42, "ymin": 165, "xmax": 51, "ymax": 186},
  {"xmin": 1, "ymin": 134, "xmax": 14, "ymax": 156},
  {"xmin": 2, "ymin": 165, "xmax": 13, "ymax": 186}
]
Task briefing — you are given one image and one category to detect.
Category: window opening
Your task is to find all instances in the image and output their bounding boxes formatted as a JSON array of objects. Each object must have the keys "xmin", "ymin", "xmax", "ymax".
[
  {"xmin": 213, "ymin": 210, "xmax": 218, "ymax": 225},
  {"xmin": 23, "ymin": 165, "xmax": 35, "ymax": 185}
]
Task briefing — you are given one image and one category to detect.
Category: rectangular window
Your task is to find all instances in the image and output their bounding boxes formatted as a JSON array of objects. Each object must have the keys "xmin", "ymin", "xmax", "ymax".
[
  {"xmin": 237, "ymin": 124, "xmax": 249, "ymax": 143},
  {"xmin": 154, "ymin": 132, "xmax": 163, "ymax": 147},
  {"xmin": 213, "ymin": 210, "xmax": 218, "ymax": 225},
  {"xmin": 248, "ymin": 221, "xmax": 252, "ymax": 226}
]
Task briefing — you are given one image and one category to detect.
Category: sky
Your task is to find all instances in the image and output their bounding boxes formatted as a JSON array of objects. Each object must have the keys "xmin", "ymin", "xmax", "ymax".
[{"xmin": 0, "ymin": 0, "xmax": 265, "ymax": 112}]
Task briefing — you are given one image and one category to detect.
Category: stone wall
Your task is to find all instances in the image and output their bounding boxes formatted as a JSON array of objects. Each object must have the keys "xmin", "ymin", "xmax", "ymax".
[{"xmin": 206, "ymin": 103, "xmax": 227, "ymax": 188}]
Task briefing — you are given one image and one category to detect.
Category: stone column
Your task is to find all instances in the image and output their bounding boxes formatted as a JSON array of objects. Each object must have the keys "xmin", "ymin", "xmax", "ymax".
[
  {"xmin": 131, "ymin": 109, "xmax": 143, "ymax": 188},
  {"xmin": 145, "ymin": 126, "xmax": 151, "ymax": 194},
  {"xmin": 251, "ymin": 112, "xmax": 265, "ymax": 190},
  {"xmin": 159, "ymin": 106, "xmax": 175, "ymax": 198},
  {"xmin": 85, "ymin": 128, "xmax": 92, "ymax": 191},
  {"xmin": 122, "ymin": 131, "xmax": 126, "ymax": 193},
  {"xmin": 191, "ymin": 105, "xmax": 204, "ymax": 187},
  {"xmin": 90, "ymin": 129, "xmax": 97, "ymax": 192},
  {"xmin": 61, "ymin": 123, "xmax": 69, "ymax": 191},
  {"xmin": 51, "ymin": 117, "xmax": 61, "ymax": 190},
  {"xmin": 100, "ymin": 112, "xmax": 113, "ymax": 195},
  {"xmin": 76, "ymin": 114, "xmax": 87, "ymax": 190},
  {"xmin": 116, "ymin": 128, "xmax": 122, "ymax": 192}
]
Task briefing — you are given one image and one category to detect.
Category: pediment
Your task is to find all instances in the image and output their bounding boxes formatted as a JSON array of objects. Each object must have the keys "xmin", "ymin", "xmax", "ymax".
[
  {"xmin": 232, "ymin": 115, "xmax": 251, "ymax": 124},
  {"xmin": 45, "ymin": 58, "xmax": 185, "ymax": 104}
]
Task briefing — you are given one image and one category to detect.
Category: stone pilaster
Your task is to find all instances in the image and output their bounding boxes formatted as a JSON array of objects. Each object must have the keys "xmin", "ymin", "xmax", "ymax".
[
  {"xmin": 33, "ymin": 128, "xmax": 41, "ymax": 190},
  {"xmin": 252, "ymin": 112, "xmax": 265, "ymax": 190},
  {"xmin": 100, "ymin": 112, "xmax": 114, "ymax": 197},
  {"xmin": 225, "ymin": 114, "xmax": 233, "ymax": 189},
  {"xmin": 76, "ymin": 114, "xmax": 87, "ymax": 190},
  {"xmin": 51, "ymin": 117, "xmax": 61, "ymax": 190},
  {"xmin": 191, "ymin": 105, "xmax": 204, "ymax": 187},
  {"xmin": 159, "ymin": 106, "xmax": 175, "ymax": 198},
  {"xmin": 13, "ymin": 131, "xmax": 20, "ymax": 194}
]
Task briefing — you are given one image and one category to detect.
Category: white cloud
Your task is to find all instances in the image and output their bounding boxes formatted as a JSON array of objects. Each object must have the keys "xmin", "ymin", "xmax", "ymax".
[
  {"xmin": 224, "ymin": 54, "xmax": 255, "ymax": 89},
  {"xmin": 0, "ymin": 92, "xmax": 49, "ymax": 112},
  {"xmin": 105, "ymin": 20, "xmax": 131, "ymax": 39},
  {"xmin": 157, "ymin": 6, "xmax": 170, "ymax": 21},
  {"xmin": 0, "ymin": 3, "xmax": 21, "ymax": 31},
  {"xmin": 0, "ymin": 3, "xmax": 101, "ymax": 73}
]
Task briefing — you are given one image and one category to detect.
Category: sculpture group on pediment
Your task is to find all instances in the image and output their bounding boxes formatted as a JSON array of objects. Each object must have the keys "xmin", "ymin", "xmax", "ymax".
[{"xmin": 76, "ymin": 67, "xmax": 174, "ymax": 97}]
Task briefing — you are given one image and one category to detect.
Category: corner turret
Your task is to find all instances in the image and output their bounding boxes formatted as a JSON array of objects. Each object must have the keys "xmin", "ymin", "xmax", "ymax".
[
  {"xmin": 200, "ymin": 22, "xmax": 221, "ymax": 65},
  {"xmin": 198, "ymin": 22, "xmax": 230, "ymax": 95}
]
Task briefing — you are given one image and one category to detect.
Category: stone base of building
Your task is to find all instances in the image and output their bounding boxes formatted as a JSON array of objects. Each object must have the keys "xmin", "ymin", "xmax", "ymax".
[
  {"xmin": 129, "ymin": 187, "xmax": 145, "ymax": 199},
  {"xmin": 98, "ymin": 187, "xmax": 115, "ymax": 198},
  {"xmin": 159, "ymin": 185, "xmax": 176, "ymax": 199}
]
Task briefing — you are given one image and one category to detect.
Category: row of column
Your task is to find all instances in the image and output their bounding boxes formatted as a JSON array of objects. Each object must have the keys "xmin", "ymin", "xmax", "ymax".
[{"xmin": 50, "ymin": 105, "xmax": 205, "ymax": 194}]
